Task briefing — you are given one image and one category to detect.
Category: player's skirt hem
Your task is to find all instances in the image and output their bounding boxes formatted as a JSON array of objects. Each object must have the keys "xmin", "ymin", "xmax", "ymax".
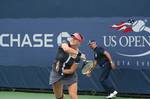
[{"xmin": 49, "ymin": 68, "xmax": 78, "ymax": 86}]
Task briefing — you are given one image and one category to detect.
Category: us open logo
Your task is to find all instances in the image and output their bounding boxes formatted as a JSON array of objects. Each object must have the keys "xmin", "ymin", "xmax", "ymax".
[
  {"xmin": 103, "ymin": 19, "xmax": 150, "ymax": 67},
  {"xmin": 104, "ymin": 19, "xmax": 150, "ymax": 58}
]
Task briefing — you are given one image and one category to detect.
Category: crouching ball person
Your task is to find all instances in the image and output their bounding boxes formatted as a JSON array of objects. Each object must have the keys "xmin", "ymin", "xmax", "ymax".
[
  {"xmin": 49, "ymin": 33, "xmax": 86, "ymax": 99},
  {"xmin": 88, "ymin": 40, "xmax": 118, "ymax": 99}
]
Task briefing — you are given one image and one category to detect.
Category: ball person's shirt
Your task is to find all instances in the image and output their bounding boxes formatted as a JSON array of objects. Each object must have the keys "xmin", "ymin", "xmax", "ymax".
[{"xmin": 93, "ymin": 46, "xmax": 109, "ymax": 66}]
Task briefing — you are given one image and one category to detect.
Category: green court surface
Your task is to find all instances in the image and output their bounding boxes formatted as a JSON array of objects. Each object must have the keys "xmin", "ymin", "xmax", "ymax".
[{"xmin": 0, "ymin": 91, "xmax": 139, "ymax": 99}]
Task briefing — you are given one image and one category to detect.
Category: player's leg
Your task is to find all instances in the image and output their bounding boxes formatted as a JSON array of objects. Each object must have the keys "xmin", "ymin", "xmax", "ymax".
[
  {"xmin": 52, "ymin": 81, "xmax": 65, "ymax": 99},
  {"xmin": 68, "ymin": 82, "xmax": 78, "ymax": 99}
]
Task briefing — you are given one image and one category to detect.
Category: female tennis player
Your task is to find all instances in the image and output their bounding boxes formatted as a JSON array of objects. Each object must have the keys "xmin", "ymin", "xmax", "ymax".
[{"xmin": 49, "ymin": 33, "xmax": 86, "ymax": 99}]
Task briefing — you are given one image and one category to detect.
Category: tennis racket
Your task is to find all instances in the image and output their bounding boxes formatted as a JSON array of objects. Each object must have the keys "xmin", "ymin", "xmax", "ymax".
[{"xmin": 81, "ymin": 60, "xmax": 94, "ymax": 75}]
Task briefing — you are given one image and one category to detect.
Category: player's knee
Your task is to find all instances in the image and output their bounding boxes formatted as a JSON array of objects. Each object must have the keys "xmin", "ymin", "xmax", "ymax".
[{"xmin": 69, "ymin": 92, "xmax": 77, "ymax": 99}]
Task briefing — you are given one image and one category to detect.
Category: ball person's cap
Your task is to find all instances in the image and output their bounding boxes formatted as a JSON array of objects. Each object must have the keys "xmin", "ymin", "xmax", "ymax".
[{"xmin": 88, "ymin": 40, "xmax": 96, "ymax": 45}]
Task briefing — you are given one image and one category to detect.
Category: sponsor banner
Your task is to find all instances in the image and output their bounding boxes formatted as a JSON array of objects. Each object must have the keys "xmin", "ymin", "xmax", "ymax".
[
  {"xmin": 0, "ymin": 18, "xmax": 150, "ymax": 94},
  {"xmin": 0, "ymin": 18, "xmax": 149, "ymax": 68}
]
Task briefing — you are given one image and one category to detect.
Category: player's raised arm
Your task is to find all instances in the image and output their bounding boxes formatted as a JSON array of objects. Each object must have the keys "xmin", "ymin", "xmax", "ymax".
[
  {"xmin": 61, "ymin": 33, "xmax": 86, "ymax": 61},
  {"xmin": 61, "ymin": 43, "xmax": 78, "ymax": 55}
]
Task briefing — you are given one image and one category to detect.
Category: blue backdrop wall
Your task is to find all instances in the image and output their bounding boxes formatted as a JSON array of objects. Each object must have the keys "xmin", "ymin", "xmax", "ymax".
[
  {"xmin": 0, "ymin": 0, "xmax": 150, "ymax": 95},
  {"xmin": 0, "ymin": 18, "xmax": 150, "ymax": 94},
  {"xmin": 0, "ymin": 0, "xmax": 150, "ymax": 18}
]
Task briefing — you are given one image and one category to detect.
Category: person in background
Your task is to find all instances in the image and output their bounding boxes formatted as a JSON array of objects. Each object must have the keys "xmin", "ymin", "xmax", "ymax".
[{"xmin": 87, "ymin": 40, "xmax": 118, "ymax": 99}]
